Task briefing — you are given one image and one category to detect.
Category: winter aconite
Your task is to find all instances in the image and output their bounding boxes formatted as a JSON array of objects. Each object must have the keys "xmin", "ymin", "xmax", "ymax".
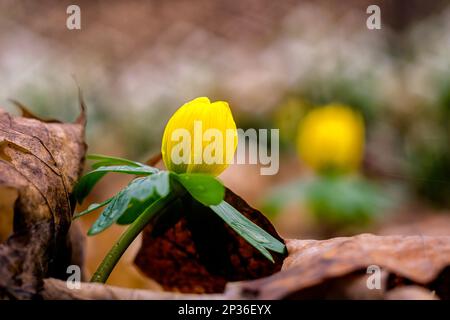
[
  {"xmin": 74, "ymin": 97, "xmax": 285, "ymax": 283},
  {"xmin": 297, "ymin": 104, "xmax": 365, "ymax": 173},
  {"xmin": 161, "ymin": 97, "xmax": 238, "ymax": 176},
  {"xmin": 265, "ymin": 103, "xmax": 386, "ymax": 229}
]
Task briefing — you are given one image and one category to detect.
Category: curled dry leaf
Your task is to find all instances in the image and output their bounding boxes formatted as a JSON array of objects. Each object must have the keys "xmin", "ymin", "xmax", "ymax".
[
  {"xmin": 134, "ymin": 188, "xmax": 286, "ymax": 293},
  {"xmin": 40, "ymin": 234, "xmax": 450, "ymax": 300},
  {"xmin": 226, "ymin": 234, "xmax": 450, "ymax": 299},
  {"xmin": 0, "ymin": 99, "xmax": 86, "ymax": 299}
]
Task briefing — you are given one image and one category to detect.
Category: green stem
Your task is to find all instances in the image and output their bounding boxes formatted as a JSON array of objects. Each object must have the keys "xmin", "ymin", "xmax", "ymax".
[{"xmin": 90, "ymin": 193, "xmax": 177, "ymax": 283}]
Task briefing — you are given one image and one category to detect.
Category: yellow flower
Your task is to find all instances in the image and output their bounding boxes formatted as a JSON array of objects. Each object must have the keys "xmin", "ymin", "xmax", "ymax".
[
  {"xmin": 297, "ymin": 104, "xmax": 365, "ymax": 173},
  {"xmin": 161, "ymin": 97, "xmax": 238, "ymax": 176}
]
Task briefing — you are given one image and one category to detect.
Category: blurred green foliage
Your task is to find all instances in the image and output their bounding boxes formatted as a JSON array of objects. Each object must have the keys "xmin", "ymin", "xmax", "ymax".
[
  {"xmin": 406, "ymin": 73, "xmax": 450, "ymax": 207},
  {"xmin": 264, "ymin": 175, "xmax": 390, "ymax": 229},
  {"xmin": 305, "ymin": 175, "xmax": 389, "ymax": 227}
]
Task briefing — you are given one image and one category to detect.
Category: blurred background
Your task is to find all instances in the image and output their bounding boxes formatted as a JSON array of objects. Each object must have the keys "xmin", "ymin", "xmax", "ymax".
[{"xmin": 0, "ymin": 0, "xmax": 449, "ymax": 289}]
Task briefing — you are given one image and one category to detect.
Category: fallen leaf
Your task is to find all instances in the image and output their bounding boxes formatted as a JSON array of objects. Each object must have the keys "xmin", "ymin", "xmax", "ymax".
[
  {"xmin": 41, "ymin": 278, "xmax": 223, "ymax": 300},
  {"xmin": 225, "ymin": 234, "xmax": 450, "ymax": 299},
  {"xmin": 0, "ymin": 186, "xmax": 16, "ymax": 242},
  {"xmin": 134, "ymin": 188, "xmax": 286, "ymax": 293},
  {"xmin": 384, "ymin": 285, "xmax": 438, "ymax": 300},
  {"xmin": 0, "ymin": 98, "xmax": 86, "ymax": 299},
  {"xmin": 41, "ymin": 234, "xmax": 450, "ymax": 300}
]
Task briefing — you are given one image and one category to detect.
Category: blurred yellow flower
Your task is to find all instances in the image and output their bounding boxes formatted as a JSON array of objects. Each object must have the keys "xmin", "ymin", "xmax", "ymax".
[
  {"xmin": 161, "ymin": 97, "xmax": 238, "ymax": 176},
  {"xmin": 297, "ymin": 104, "xmax": 365, "ymax": 173}
]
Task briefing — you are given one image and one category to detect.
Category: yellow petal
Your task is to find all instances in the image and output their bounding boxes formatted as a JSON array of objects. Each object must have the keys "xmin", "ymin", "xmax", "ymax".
[{"xmin": 161, "ymin": 97, "xmax": 238, "ymax": 176}]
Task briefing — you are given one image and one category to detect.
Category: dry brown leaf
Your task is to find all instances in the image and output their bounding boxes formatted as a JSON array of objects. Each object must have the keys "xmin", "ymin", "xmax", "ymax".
[
  {"xmin": 41, "ymin": 278, "xmax": 224, "ymax": 300},
  {"xmin": 40, "ymin": 234, "xmax": 450, "ymax": 300},
  {"xmin": 0, "ymin": 99, "xmax": 86, "ymax": 299},
  {"xmin": 225, "ymin": 234, "xmax": 450, "ymax": 299},
  {"xmin": 0, "ymin": 186, "xmax": 16, "ymax": 242},
  {"xmin": 134, "ymin": 188, "xmax": 286, "ymax": 294},
  {"xmin": 384, "ymin": 285, "xmax": 438, "ymax": 300}
]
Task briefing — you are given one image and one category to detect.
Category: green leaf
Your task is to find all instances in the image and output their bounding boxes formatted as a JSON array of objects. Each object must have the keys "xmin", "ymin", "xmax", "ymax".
[
  {"xmin": 88, "ymin": 165, "xmax": 158, "ymax": 176},
  {"xmin": 305, "ymin": 175, "xmax": 389, "ymax": 225},
  {"xmin": 87, "ymin": 154, "xmax": 145, "ymax": 169},
  {"xmin": 73, "ymin": 165, "xmax": 159, "ymax": 204},
  {"xmin": 117, "ymin": 171, "xmax": 171, "ymax": 225},
  {"xmin": 73, "ymin": 197, "xmax": 114, "ymax": 219},
  {"xmin": 73, "ymin": 171, "xmax": 107, "ymax": 204},
  {"xmin": 210, "ymin": 201, "xmax": 285, "ymax": 262},
  {"xmin": 173, "ymin": 173, "xmax": 225, "ymax": 206},
  {"xmin": 88, "ymin": 171, "xmax": 171, "ymax": 234},
  {"xmin": 116, "ymin": 196, "xmax": 158, "ymax": 225},
  {"xmin": 88, "ymin": 189, "xmax": 131, "ymax": 235},
  {"xmin": 129, "ymin": 171, "xmax": 170, "ymax": 200}
]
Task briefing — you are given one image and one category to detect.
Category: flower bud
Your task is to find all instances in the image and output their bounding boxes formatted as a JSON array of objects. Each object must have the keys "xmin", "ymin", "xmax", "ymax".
[{"xmin": 161, "ymin": 97, "xmax": 238, "ymax": 176}]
